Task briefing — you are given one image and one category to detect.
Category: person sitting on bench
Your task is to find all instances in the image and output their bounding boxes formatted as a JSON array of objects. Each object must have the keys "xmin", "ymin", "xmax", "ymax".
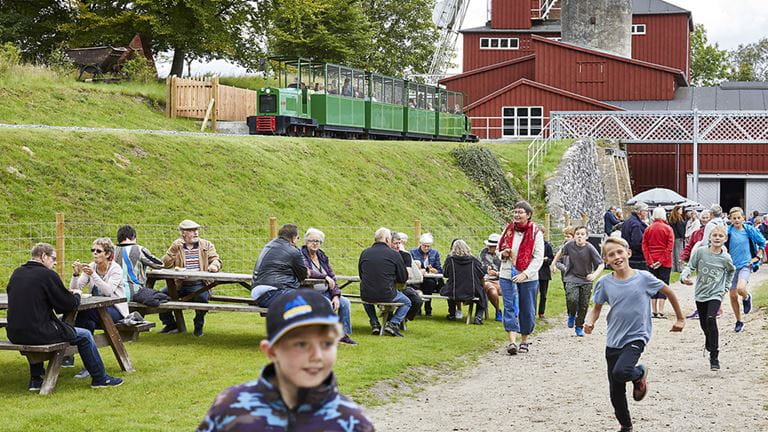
[
  {"xmin": 251, "ymin": 224, "xmax": 308, "ymax": 307},
  {"xmin": 6, "ymin": 243, "xmax": 123, "ymax": 391}
]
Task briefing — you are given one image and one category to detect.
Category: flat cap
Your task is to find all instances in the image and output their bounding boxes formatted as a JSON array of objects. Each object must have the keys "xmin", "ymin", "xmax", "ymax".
[{"xmin": 178, "ymin": 219, "xmax": 200, "ymax": 230}]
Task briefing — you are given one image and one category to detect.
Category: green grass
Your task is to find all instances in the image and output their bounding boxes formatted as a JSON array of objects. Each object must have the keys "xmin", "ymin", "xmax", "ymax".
[{"xmin": 219, "ymin": 75, "xmax": 280, "ymax": 91}]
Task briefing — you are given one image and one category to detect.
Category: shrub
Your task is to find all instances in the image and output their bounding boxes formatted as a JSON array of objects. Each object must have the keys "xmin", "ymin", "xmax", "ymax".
[
  {"xmin": 0, "ymin": 42, "xmax": 21, "ymax": 77},
  {"xmin": 451, "ymin": 145, "xmax": 520, "ymax": 219},
  {"xmin": 121, "ymin": 55, "xmax": 156, "ymax": 83}
]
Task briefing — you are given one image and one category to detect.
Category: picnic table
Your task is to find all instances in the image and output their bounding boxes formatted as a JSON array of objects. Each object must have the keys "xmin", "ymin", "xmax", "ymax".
[{"xmin": 0, "ymin": 294, "xmax": 134, "ymax": 394}]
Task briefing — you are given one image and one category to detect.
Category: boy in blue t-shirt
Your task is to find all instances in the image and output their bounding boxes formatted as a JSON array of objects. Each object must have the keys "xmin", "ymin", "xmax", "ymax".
[{"xmin": 584, "ymin": 237, "xmax": 685, "ymax": 432}]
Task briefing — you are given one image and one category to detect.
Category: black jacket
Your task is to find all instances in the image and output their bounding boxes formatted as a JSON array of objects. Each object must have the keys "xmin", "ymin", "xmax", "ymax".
[
  {"xmin": 538, "ymin": 241, "xmax": 555, "ymax": 281},
  {"xmin": 252, "ymin": 237, "xmax": 308, "ymax": 290},
  {"xmin": 440, "ymin": 255, "xmax": 487, "ymax": 302},
  {"xmin": 6, "ymin": 261, "xmax": 80, "ymax": 345},
  {"xmin": 359, "ymin": 242, "xmax": 407, "ymax": 303}
]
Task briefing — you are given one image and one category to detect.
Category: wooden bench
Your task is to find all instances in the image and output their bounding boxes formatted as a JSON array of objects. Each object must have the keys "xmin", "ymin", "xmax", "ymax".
[
  {"xmin": 343, "ymin": 294, "xmax": 405, "ymax": 335},
  {"xmin": 420, "ymin": 295, "xmax": 486, "ymax": 324},
  {"xmin": 115, "ymin": 321, "xmax": 156, "ymax": 342},
  {"xmin": 0, "ymin": 318, "xmax": 6, "ymax": 328},
  {"xmin": 130, "ymin": 300, "xmax": 267, "ymax": 315},
  {"xmin": 0, "ymin": 341, "xmax": 71, "ymax": 395}
]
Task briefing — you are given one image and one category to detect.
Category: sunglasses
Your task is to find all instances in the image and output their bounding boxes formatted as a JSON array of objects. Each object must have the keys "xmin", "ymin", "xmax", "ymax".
[{"xmin": 91, "ymin": 248, "xmax": 105, "ymax": 254}]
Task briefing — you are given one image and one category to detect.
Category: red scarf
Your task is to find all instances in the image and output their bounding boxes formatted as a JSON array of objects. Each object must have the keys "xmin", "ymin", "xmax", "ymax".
[{"xmin": 498, "ymin": 221, "xmax": 538, "ymax": 271}]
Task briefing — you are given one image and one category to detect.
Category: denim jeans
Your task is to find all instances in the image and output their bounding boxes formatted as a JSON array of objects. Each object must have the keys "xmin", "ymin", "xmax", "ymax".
[
  {"xmin": 160, "ymin": 282, "xmax": 210, "ymax": 328},
  {"xmin": 500, "ymin": 277, "xmax": 519, "ymax": 332},
  {"xmin": 29, "ymin": 327, "xmax": 107, "ymax": 382},
  {"xmin": 363, "ymin": 291, "xmax": 411, "ymax": 326},
  {"xmin": 322, "ymin": 291, "xmax": 352, "ymax": 335},
  {"xmin": 252, "ymin": 287, "xmax": 293, "ymax": 308},
  {"xmin": 74, "ymin": 306, "xmax": 122, "ymax": 334},
  {"xmin": 501, "ymin": 278, "xmax": 538, "ymax": 335}
]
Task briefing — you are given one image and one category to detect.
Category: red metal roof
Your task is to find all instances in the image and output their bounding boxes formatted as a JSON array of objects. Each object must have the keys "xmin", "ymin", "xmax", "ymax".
[
  {"xmin": 441, "ymin": 54, "xmax": 536, "ymax": 84},
  {"xmin": 464, "ymin": 78, "xmax": 624, "ymax": 111}
]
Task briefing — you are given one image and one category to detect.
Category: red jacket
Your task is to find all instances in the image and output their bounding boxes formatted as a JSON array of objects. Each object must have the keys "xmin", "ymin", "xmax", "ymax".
[
  {"xmin": 642, "ymin": 219, "xmax": 674, "ymax": 268},
  {"xmin": 680, "ymin": 226, "xmax": 705, "ymax": 262}
]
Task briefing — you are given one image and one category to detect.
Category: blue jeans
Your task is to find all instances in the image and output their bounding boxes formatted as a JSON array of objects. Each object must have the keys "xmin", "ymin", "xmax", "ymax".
[
  {"xmin": 321, "ymin": 291, "xmax": 352, "ymax": 335},
  {"xmin": 29, "ymin": 327, "xmax": 107, "ymax": 382},
  {"xmin": 501, "ymin": 278, "xmax": 538, "ymax": 335},
  {"xmin": 252, "ymin": 288, "xmax": 293, "ymax": 308},
  {"xmin": 363, "ymin": 291, "xmax": 411, "ymax": 326},
  {"xmin": 74, "ymin": 306, "xmax": 122, "ymax": 334},
  {"xmin": 500, "ymin": 278, "xmax": 520, "ymax": 333},
  {"xmin": 160, "ymin": 283, "xmax": 210, "ymax": 328}
]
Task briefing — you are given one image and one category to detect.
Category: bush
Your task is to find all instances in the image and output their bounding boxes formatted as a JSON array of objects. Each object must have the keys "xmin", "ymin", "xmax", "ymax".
[
  {"xmin": 0, "ymin": 42, "xmax": 21, "ymax": 77},
  {"xmin": 121, "ymin": 55, "xmax": 156, "ymax": 83},
  {"xmin": 451, "ymin": 145, "xmax": 521, "ymax": 219}
]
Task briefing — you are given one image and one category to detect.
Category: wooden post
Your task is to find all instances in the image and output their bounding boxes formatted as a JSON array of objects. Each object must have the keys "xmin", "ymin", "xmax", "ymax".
[
  {"xmin": 171, "ymin": 76, "xmax": 178, "ymax": 118},
  {"xmin": 201, "ymin": 98, "xmax": 215, "ymax": 132},
  {"xmin": 581, "ymin": 212, "xmax": 588, "ymax": 227},
  {"xmin": 564, "ymin": 211, "xmax": 571, "ymax": 227},
  {"xmin": 165, "ymin": 75, "xmax": 172, "ymax": 117},
  {"xmin": 544, "ymin": 213, "xmax": 551, "ymax": 241},
  {"xmin": 55, "ymin": 212, "xmax": 65, "ymax": 279},
  {"xmin": 414, "ymin": 219, "xmax": 421, "ymax": 240},
  {"xmin": 269, "ymin": 217, "xmax": 277, "ymax": 239},
  {"xmin": 211, "ymin": 76, "xmax": 219, "ymax": 132}
]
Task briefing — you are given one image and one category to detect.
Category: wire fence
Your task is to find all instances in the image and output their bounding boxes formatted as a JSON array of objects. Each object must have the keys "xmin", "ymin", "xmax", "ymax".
[{"xmin": 0, "ymin": 214, "xmax": 569, "ymax": 290}]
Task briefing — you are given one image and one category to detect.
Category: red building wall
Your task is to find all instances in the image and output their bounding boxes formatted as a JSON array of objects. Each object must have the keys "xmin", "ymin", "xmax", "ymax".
[
  {"xmin": 632, "ymin": 14, "xmax": 690, "ymax": 80},
  {"xmin": 462, "ymin": 32, "xmax": 558, "ymax": 71},
  {"xmin": 627, "ymin": 143, "xmax": 768, "ymax": 196},
  {"xmin": 534, "ymin": 38, "xmax": 678, "ymax": 100},
  {"xmin": 491, "ymin": 0, "xmax": 532, "ymax": 29},
  {"xmin": 465, "ymin": 82, "xmax": 620, "ymax": 139},
  {"xmin": 441, "ymin": 56, "xmax": 535, "ymax": 105}
]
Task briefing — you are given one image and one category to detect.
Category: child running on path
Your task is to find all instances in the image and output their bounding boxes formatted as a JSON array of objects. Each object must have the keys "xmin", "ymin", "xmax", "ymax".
[
  {"xmin": 551, "ymin": 226, "xmax": 604, "ymax": 336},
  {"xmin": 585, "ymin": 237, "xmax": 684, "ymax": 432},
  {"xmin": 680, "ymin": 225, "xmax": 735, "ymax": 370}
]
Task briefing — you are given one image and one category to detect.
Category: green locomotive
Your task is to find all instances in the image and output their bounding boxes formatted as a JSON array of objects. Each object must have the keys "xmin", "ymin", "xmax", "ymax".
[{"xmin": 247, "ymin": 59, "xmax": 476, "ymax": 141}]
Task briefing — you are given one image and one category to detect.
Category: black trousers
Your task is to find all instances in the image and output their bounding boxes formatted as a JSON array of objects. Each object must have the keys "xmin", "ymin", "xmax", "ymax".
[
  {"xmin": 606, "ymin": 340, "xmax": 645, "ymax": 428},
  {"xmin": 402, "ymin": 286, "xmax": 424, "ymax": 321},
  {"xmin": 538, "ymin": 279, "xmax": 550, "ymax": 316},
  {"xmin": 418, "ymin": 278, "xmax": 442, "ymax": 315},
  {"xmin": 696, "ymin": 299, "xmax": 721, "ymax": 359}
]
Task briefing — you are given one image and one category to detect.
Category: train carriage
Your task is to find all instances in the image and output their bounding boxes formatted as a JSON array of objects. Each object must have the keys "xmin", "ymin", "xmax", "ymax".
[{"xmin": 365, "ymin": 74, "xmax": 406, "ymax": 137}]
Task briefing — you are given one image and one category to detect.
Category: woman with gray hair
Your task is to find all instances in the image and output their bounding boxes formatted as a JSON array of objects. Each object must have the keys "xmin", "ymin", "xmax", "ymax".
[
  {"xmin": 300, "ymin": 228, "xmax": 356, "ymax": 344},
  {"xmin": 440, "ymin": 239, "xmax": 487, "ymax": 324}
]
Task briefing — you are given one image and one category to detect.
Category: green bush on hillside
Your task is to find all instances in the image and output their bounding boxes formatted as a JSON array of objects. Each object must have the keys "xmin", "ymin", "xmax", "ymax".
[
  {"xmin": 451, "ymin": 145, "xmax": 521, "ymax": 220},
  {"xmin": 122, "ymin": 55, "xmax": 157, "ymax": 83},
  {"xmin": 0, "ymin": 42, "xmax": 21, "ymax": 77}
]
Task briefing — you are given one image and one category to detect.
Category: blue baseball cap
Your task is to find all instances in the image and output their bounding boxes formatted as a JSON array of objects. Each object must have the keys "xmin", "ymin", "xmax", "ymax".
[{"xmin": 265, "ymin": 289, "xmax": 340, "ymax": 346}]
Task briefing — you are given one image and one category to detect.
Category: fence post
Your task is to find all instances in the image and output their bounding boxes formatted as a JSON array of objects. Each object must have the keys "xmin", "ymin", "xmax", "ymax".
[
  {"xmin": 414, "ymin": 219, "xmax": 421, "ymax": 240},
  {"xmin": 55, "ymin": 212, "xmax": 65, "ymax": 280},
  {"xmin": 564, "ymin": 211, "xmax": 570, "ymax": 227},
  {"xmin": 544, "ymin": 213, "xmax": 551, "ymax": 241},
  {"xmin": 581, "ymin": 212, "xmax": 588, "ymax": 227},
  {"xmin": 165, "ymin": 75, "xmax": 172, "ymax": 117},
  {"xmin": 269, "ymin": 217, "xmax": 277, "ymax": 239},
  {"xmin": 211, "ymin": 76, "xmax": 219, "ymax": 132}
]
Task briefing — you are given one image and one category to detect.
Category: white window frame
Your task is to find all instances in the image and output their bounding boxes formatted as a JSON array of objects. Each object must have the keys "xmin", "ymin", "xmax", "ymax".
[
  {"xmin": 631, "ymin": 24, "xmax": 646, "ymax": 35},
  {"xmin": 501, "ymin": 106, "xmax": 544, "ymax": 137},
  {"xmin": 480, "ymin": 37, "xmax": 520, "ymax": 50}
]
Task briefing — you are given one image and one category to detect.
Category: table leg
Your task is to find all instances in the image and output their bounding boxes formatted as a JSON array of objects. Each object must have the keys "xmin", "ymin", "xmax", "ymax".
[
  {"xmin": 39, "ymin": 350, "xmax": 64, "ymax": 395},
  {"xmin": 166, "ymin": 281, "xmax": 187, "ymax": 333},
  {"xmin": 97, "ymin": 308, "xmax": 134, "ymax": 372}
]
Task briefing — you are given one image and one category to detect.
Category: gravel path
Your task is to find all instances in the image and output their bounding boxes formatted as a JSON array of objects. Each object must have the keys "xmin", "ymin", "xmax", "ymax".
[{"xmin": 367, "ymin": 273, "xmax": 768, "ymax": 431}]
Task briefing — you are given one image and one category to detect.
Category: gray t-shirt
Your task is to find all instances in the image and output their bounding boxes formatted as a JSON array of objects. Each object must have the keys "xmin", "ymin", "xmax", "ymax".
[
  {"xmin": 560, "ymin": 240, "xmax": 603, "ymax": 284},
  {"xmin": 593, "ymin": 270, "xmax": 664, "ymax": 349}
]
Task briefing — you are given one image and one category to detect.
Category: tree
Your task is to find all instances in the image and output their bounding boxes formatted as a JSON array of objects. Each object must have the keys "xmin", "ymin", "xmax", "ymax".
[
  {"xmin": 730, "ymin": 38, "xmax": 768, "ymax": 82},
  {"xmin": 64, "ymin": 0, "xmax": 265, "ymax": 76},
  {"xmin": 0, "ymin": 0, "xmax": 75, "ymax": 63},
  {"xmin": 689, "ymin": 24, "xmax": 731, "ymax": 87},
  {"xmin": 265, "ymin": 0, "xmax": 372, "ymax": 67},
  {"xmin": 363, "ymin": 0, "xmax": 438, "ymax": 76}
]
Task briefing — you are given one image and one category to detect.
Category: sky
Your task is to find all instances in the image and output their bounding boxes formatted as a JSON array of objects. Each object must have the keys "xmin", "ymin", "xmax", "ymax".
[{"xmin": 159, "ymin": 0, "xmax": 767, "ymax": 77}]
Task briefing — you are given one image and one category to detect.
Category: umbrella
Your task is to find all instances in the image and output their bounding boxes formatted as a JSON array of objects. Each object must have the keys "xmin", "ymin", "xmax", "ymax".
[{"xmin": 626, "ymin": 188, "xmax": 687, "ymax": 207}]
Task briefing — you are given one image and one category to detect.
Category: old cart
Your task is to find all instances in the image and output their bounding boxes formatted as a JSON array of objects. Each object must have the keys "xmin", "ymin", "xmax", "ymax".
[{"xmin": 67, "ymin": 46, "xmax": 129, "ymax": 81}]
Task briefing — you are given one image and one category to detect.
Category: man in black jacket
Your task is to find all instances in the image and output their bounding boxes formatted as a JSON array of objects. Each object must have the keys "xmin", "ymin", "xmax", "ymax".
[
  {"xmin": 6, "ymin": 243, "xmax": 123, "ymax": 391},
  {"xmin": 390, "ymin": 232, "xmax": 423, "ymax": 322},
  {"xmin": 358, "ymin": 228, "xmax": 410, "ymax": 336},
  {"xmin": 251, "ymin": 224, "xmax": 309, "ymax": 307}
]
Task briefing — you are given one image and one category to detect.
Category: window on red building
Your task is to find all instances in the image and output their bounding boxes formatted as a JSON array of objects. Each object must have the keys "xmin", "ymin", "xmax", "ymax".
[
  {"xmin": 502, "ymin": 106, "xmax": 543, "ymax": 137},
  {"xmin": 480, "ymin": 38, "xmax": 519, "ymax": 50}
]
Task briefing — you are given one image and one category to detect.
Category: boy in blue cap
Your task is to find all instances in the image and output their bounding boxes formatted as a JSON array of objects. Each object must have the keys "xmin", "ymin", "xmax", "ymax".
[{"xmin": 197, "ymin": 289, "xmax": 374, "ymax": 431}]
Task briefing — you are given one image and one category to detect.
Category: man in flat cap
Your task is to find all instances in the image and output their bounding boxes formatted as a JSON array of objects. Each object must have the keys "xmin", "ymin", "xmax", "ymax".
[{"xmin": 160, "ymin": 219, "xmax": 222, "ymax": 336}]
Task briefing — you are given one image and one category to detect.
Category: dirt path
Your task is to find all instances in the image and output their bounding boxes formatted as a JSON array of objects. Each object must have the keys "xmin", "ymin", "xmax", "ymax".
[{"xmin": 367, "ymin": 273, "xmax": 768, "ymax": 431}]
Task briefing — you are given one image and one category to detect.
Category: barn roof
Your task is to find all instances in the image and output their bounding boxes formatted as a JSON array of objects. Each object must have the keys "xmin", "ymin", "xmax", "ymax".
[{"xmin": 606, "ymin": 83, "xmax": 768, "ymax": 111}]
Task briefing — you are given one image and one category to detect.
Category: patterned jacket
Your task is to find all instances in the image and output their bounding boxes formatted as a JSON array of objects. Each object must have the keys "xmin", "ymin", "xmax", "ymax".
[{"xmin": 197, "ymin": 364, "xmax": 374, "ymax": 432}]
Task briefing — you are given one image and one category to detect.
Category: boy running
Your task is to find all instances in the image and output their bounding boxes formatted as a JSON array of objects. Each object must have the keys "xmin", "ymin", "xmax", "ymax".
[
  {"xmin": 724, "ymin": 207, "xmax": 766, "ymax": 332},
  {"xmin": 551, "ymin": 226, "xmax": 604, "ymax": 336},
  {"xmin": 681, "ymin": 225, "xmax": 735, "ymax": 370},
  {"xmin": 197, "ymin": 289, "xmax": 374, "ymax": 431},
  {"xmin": 585, "ymin": 237, "xmax": 684, "ymax": 432}
]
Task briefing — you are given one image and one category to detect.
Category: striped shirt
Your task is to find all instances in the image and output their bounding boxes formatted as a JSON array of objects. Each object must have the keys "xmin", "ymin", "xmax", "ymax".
[{"xmin": 184, "ymin": 244, "xmax": 201, "ymax": 271}]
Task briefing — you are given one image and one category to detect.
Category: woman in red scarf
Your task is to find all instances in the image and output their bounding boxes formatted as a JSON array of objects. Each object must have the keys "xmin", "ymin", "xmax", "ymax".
[{"xmin": 498, "ymin": 201, "xmax": 544, "ymax": 355}]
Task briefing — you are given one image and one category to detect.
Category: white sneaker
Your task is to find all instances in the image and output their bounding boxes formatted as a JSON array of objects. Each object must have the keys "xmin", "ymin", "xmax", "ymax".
[
  {"xmin": 455, "ymin": 309, "xmax": 463, "ymax": 319},
  {"xmin": 74, "ymin": 368, "xmax": 90, "ymax": 379}
]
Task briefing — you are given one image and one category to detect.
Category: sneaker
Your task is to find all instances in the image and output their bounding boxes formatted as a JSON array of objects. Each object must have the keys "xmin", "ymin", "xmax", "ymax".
[
  {"xmin": 743, "ymin": 295, "xmax": 752, "ymax": 314},
  {"xmin": 383, "ymin": 322, "xmax": 404, "ymax": 337},
  {"xmin": 446, "ymin": 314, "xmax": 456, "ymax": 321},
  {"xmin": 735, "ymin": 321, "xmax": 744, "ymax": 333},
  {"xmin": 575, "ymin": 326, "xmax": 585, "ymax": 337},
  {"xmin": 473, "ymin": 316, "xmax": 483, "ymax": 325},
  {"xmin": 567, "ymin": 314, "xmax": 576, "ymax": 328},
  {"xmin": 686, "ymin": 310, "xmax": 699, "ymax": 320},
  {"xmin": 62, "ymin": 356, "xmax": 75, "ymax": 368},
  {"xmin": 632, "ymin": 365, "xmax": 649, "ymax": 401},
  {"xmin": 495, "ymin": 310, "xmax": 502, "ymax": 322},
  {"xmin": 710, "ymin": 357, "xmax": 720, "ymax": 371},
  {"xmin": 506, "ymin": 343, "xmax": 518, "ymax": 356},
  {"xmin": 339, "ymin": 335, "xmax": 358, "ymax": 345},
  {"xmin": 74, "ymin": 368, "xmax": 90, "ymax": 379},
  {"xmin": 455, "ymin": 309, "xmax": 463, "ymax": 320},
  {"xmin": 159, "ymin": 324, "xmax": 179, "ymax": 334},
  {"xmin": 371, "ymin": 325, "xmax": 381, "ymax": 335},
  {"xmin": 91, "ymin": 376, "xmax": 124, "ymax": 388},
  {"xmin": 28, "ymin": 377, "xmax": 43, "ymax": 392},
  {"xmin": 193, "ymin": 324, "xmax": 204, "ymax": 337}
]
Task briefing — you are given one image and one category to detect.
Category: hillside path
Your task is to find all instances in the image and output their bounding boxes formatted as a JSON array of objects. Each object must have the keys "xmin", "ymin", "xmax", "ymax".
[{"xmin": 367, "ymin": 273, "xmax": 768, "ymax": 431}]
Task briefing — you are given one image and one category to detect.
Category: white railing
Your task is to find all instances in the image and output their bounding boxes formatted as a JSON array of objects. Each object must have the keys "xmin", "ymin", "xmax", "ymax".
[
  {"xmin": 532, "ymin": 0, "xmax": 558, "ymax": 20},
  {"xmin": 468, "ymin": 116, "xmax": 549, "ymax": 141},
  {"xmin": 526, "ymin": 120, "xmax": 556, "ymax": 200}
]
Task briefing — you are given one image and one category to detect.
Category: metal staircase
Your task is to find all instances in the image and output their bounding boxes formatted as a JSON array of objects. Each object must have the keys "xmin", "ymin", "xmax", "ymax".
[{"xmin": 531, "ymin": 0, "xmax": 559, "ymax": 20}]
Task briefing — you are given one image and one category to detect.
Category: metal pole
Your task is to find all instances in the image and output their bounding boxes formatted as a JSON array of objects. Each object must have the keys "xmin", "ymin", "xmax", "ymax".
[{"xmin": 692, "ymin": 109, "xmax": 699, "ymax": 202}]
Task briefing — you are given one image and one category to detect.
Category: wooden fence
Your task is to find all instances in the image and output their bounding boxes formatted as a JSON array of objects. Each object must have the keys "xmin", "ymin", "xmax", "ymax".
[{"xmin": 165, "ymin": 76, "xmax": 258, "ymax": 128}]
